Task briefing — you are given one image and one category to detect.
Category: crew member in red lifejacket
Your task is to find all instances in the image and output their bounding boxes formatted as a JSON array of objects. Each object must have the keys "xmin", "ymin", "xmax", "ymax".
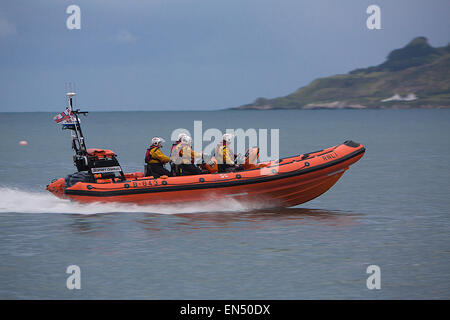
[
  {"xmin": 145, "ymin": 137, "xmax": 171, "ymax": 178},
  {"xmin": 216, "ymin": 133, "xmax": 236, "ymax": 173}
]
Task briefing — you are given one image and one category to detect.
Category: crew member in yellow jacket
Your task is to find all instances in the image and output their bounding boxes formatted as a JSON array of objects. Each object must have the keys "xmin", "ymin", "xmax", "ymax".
[
  {"xmin": 176, "ymin": 135, "xmax": 203, "ymax": 175},
  {"xmin": 145, "ymin": 137, "xmax": 171, "ymax": 177},
  {"xmin": 216, "ymin": 133, "xmax": 236, "ymax": 173}
]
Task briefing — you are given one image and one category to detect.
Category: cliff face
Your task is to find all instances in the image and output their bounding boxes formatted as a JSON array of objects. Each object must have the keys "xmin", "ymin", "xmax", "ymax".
[{"xmin": 236, "ymin": 37, "xmax": 450, "ymax": 110}]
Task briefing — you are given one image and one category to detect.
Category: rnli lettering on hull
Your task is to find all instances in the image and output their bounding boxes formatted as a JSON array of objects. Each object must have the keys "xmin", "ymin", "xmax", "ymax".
[{"xmin": 322, "ymin": 152, "xmax": 338, "ymax": 161}]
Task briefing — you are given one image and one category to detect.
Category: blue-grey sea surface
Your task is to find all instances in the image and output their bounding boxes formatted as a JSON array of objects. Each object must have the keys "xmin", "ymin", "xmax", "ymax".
[{"xmin": 0, "ymin": 109, "xmax": 449, "ymax": 299}]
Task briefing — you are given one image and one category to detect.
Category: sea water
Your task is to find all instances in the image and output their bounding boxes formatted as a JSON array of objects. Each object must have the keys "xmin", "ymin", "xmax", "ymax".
[{"xmin": 0, "ymin": 109, "xmax": 449, "ymax": 299}]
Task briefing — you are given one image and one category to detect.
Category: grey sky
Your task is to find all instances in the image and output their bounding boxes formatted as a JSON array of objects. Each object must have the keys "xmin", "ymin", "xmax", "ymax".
[{"xmin": 0, "ymin": 0, "xmax": 449, "ymax": 111}]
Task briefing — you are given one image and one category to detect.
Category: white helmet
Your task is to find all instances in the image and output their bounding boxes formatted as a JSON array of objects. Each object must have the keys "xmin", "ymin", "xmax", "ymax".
[
  {"xmin": 181, "ymin": 135, "xmax": 192, "ymax": 146},
  {"xmin": 222, "ymin": 133, "xmax": 234, "ymax": 144},
  {"xmin": 177, "ymin": 132, "xmax": 188, "ymax": 141},
  {"xmin": 151, "ymin": 137, "xmax": 165, "ymax": 146}
]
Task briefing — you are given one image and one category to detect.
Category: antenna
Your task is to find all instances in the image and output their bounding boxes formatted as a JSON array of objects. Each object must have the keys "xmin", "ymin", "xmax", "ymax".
[
  {"xmin": 66, "ymin": 92, "xmax": 76, "ymax": 111},
  {"xmin": 73, "ymin": 82, "xmax": 77, "ymax": 107},
  {"xmin": 64, "ymin": 90, "xmax": 88, "ymax": 155}
]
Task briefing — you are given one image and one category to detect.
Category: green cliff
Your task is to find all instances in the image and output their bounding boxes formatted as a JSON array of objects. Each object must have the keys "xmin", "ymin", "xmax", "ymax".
[{"xmin": 236, "ymin": 37, "xmax": 450, "ymax": 110}]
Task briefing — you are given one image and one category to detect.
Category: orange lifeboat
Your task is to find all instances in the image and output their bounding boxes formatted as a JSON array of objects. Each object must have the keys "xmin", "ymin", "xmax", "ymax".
[
  {"xmin": 48, "ymin": 92, "xmax": 365, "ymax": 208},
  {"xmin": 47, "ymin": 140, "xmax": 365, "ymax": 207}
]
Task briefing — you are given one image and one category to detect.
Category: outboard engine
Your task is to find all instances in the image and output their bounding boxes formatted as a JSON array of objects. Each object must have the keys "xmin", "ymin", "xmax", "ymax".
[
  {"xmin": 69, "ymin": 148, "xmax": 126, "ymax": 185},
  {"xmin": 61, "ymin": 92, "xmax": 125, "ymax": 184},
  {"xmin": 81, "ymin": 148, "xmax": 126, "ymax": 182}
]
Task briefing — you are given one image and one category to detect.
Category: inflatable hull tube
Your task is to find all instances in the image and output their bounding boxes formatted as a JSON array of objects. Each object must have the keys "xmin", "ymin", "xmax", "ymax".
[{"xmin": 47, "ymin": 141, "xmax": 365, "ymax": 208}]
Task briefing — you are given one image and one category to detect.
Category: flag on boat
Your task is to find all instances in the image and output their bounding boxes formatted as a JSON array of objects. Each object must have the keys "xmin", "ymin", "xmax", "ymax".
[{"xmin": 53, "ymin": 107, "xmax": 78, "ymax": 125}]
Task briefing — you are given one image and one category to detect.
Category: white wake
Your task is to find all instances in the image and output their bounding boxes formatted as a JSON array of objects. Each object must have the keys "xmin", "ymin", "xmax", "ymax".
[{"xmin": 0, "ymin": 187, "xmax": 261, "ymax": 215}]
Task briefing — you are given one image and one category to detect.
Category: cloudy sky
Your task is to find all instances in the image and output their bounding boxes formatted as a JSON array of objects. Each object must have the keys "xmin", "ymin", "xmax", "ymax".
[{"xmin": 0, "ymin": 0, "xmax": 449, "ymax": 111}]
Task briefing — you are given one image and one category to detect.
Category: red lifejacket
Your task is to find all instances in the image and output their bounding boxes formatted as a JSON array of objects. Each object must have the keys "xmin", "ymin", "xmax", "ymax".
[
  {"xmin": 170, "ymin": 140, "xmax": 180, "ymax": 156},
  {"xmin": 145, "ymin": 145, "xmax": 161, "ymax": 163}
]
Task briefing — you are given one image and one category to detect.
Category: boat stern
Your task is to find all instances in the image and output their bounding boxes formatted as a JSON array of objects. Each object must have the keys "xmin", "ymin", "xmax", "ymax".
[{"xmin": 46, "ymin": 178, "xmax": 66, "ymax": 198}]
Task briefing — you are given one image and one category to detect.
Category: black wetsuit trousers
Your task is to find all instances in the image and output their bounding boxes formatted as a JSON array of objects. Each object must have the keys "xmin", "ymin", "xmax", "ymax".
[
  {"xmin": 218, "ymin": 164, "xmax": 235, "ymax": 173},
  {"xmin": 179, "ymin": 164, "xmax": 202, "ymax": 176},
  {"xmin": 148, "ymin": 163, "xmax": 171, "ymax": 178}
]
